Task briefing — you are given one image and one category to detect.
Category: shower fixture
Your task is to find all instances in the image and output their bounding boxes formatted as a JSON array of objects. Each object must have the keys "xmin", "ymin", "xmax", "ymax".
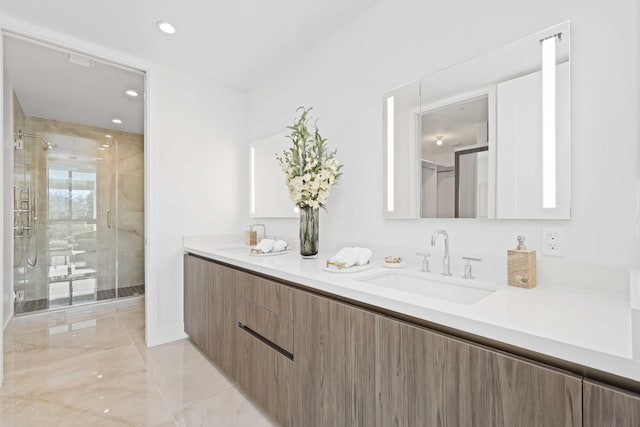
[
  {"xmin": 14, "ymin": 130, "xmax": 56, "ymax": 150},
  {"xmin": 13, "ymin": 186, "xmax": 38, "ymax": 267}
]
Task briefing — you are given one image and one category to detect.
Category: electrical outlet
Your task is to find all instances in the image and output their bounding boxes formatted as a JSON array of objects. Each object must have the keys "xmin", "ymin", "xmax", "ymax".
[
  {"xmin": 542, "ymin": 228, "xmax": 564, "ymax": 256},
  {"xmin": 15, "ymin": 290, "xmax": 25, "ymax": 301}
]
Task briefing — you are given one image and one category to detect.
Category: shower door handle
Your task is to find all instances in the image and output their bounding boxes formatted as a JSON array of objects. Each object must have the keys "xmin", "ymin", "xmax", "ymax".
[{"xmin": 107, "ymin": 210, "xmax": 112, "ymax": 229}]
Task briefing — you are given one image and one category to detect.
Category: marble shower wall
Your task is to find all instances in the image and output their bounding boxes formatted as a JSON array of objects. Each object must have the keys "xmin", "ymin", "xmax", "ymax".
[
  {"xmin": 116, "ymin": 134, "xmax": 144, "ymax": 289},
  {"xmin": 24, "ymin": 116, "xmax": 144, "ymax": 294}
]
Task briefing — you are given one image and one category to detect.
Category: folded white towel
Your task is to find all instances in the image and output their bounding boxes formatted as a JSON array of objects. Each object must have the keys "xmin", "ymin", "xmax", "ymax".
[
  {"xmin": 254, "ymin": 238, "xmax": 275, "ymax": 253},
  {"xmin": 330, "ymin": 247, "xmax": 359, "ymax": 268},
  {"xmin": 330, "ymin": 247, "xmax": 372, "ymax": 268},
  {"xmin": 273, "ymin": 240, "xmax": 288, "ymax": 252},
  {"xmin": 354, "ymin": 247, "xmax": 372, "ymax": 266}
]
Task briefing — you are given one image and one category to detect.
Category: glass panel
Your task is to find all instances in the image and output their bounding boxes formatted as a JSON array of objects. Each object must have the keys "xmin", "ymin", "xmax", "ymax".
[{"xmin": 46, "ymin": 139, "xmax": 115, "ymax": 307}]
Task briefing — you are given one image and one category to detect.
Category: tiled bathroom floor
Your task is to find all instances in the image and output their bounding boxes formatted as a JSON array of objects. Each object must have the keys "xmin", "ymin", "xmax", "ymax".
[{"xmin": 1, "ymin": 298, "xmax": 278, "ymax": 426}]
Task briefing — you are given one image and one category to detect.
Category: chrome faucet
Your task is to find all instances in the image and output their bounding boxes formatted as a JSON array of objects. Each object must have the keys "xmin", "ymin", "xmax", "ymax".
[{"xmin": 431, "ymin": 230, "xmax": 452, "ymax": 276}]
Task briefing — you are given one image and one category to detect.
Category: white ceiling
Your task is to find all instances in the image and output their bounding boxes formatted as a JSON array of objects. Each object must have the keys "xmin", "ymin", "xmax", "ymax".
[
  {"xmin": 421, "ymin": 96, "xmax": 488, "ymax": 155},
  {"xmin": 0, "ymin": 0, "xmax": 379, "ymax": 91},
  {"xmin": 5, "ymin": 36, "xmax": 145, "ymax": 133}
]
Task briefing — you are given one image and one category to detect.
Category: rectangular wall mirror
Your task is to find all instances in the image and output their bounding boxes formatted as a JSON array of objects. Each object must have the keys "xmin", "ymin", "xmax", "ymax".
[
  {"xmin": 382, "ymin": 21, "xmax": 571, "ymax": 219},
  {"xmin": 250, "ymin": 131, "xmax": 297, "ymax": 218}
]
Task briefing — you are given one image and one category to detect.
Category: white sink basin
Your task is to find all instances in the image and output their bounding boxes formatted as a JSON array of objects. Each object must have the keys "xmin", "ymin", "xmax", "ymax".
[{"xmin": 357, "ymin": 270, "xmax": 495, "ymax": 305}]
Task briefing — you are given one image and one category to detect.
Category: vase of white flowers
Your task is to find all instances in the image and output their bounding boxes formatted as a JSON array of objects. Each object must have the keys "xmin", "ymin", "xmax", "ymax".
[{"xmin": 278, "ymin": 107, "xmax": 342, "ymax": 258}]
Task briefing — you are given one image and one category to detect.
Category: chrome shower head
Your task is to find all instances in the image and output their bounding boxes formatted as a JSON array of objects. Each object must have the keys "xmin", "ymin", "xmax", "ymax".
[{"xmin": 14, "ymin": 130, "xmax": 55, "ymax": 150}]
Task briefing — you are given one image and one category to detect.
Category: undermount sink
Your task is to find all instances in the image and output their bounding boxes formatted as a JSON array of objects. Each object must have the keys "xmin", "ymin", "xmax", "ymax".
[{"xmin": 356, "ymin": 270, "xmax": 495, "ymax": 305}]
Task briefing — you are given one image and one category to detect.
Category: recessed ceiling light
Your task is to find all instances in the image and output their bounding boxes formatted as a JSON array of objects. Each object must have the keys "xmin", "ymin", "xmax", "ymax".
[
  {"xmin": 101, "ymin": 144, "xmax": 110, "ymax": 148},
  {"xmin": 125, "ymin": 90, "xmax": 138, "ymax": 97},
  {"xmin": 436, "ymin": 136, "xmax": 444, "ymax": 146},
  {"xmin": 157, "ymin": 21, "xmax": 176, "ymax": 34},
  {"xmin": 112, "ymin": 119, "xmax": 122, "ymax": 124},
  {"xmin": 98, "ymin": 147, "xmax": 106, "ymax": 151},
  {"xmin": 105, "ymin": 134, "xmax": 113, "ymax": 138}
]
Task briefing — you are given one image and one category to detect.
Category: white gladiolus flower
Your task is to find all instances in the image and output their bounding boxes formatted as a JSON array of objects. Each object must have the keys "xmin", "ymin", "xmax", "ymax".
[{"xmin": 277, "ymin": 107, "xmax": 342, "ymax": 209}]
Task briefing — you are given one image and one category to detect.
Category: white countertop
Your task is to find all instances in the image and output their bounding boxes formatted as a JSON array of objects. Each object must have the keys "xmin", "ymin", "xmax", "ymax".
[{"xmin": 184, "ymin": 235, "xmax": 640, "ymax": 383}]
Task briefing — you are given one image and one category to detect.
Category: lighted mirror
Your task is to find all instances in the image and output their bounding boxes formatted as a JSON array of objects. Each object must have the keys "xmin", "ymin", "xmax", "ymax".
[
  {"xmin": 382, "ymin": 21, "xmax": 571, "ymax": 219},
  {"xmin": 250, "ymin": 131, "xmax": 297, "ymax": 218},
  {"xmin": 382, "ymin": 80, "xmax": 421, "ymax": 218}
]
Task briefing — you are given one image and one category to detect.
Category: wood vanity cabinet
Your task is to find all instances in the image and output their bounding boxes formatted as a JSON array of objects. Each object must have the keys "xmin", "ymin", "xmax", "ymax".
[
  {"xmin": 183, "ymin": 254, "xmax": 236, "ymax": 379},
  {"xmin": 235, "ymin": 269, "xmax": 294, "ymax": 427},
  {"xmin": 185, "ymin": 256, "xmax": 640, "ymax": 427},
  {"xmin": 376, "ymin": 316, "xmax": 582, "ymax": 426},
  {"xmin": 584, "ymin": 379, "xmax": 640, "ymax": 426},
  {"xmin": 293, "ymin": 290, "xmax": 377, "ymax": 427},
  {"xmin": 293, "ymin": 289, "xmax": 581, "ymax": 427},
  {"xmin": 205, "ymin": 260, "xmax": 237, "ymax": 378},
  {"xmin": 183, "ymin": 254, "xmax": 209, "ymax": 350}
]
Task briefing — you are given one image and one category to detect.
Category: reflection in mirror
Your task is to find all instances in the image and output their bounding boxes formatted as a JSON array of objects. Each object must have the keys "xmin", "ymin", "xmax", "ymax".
[
  {"xmin": 382, "ymin": 21, "xmax": 571, "ymax": 220},
  {"xmin": 420, "ymin": 95, "xmax": 491, "ymax": 218},
  {"xmin": 250, "ymin": 131, "xmax": 297, "ymax": 218}
]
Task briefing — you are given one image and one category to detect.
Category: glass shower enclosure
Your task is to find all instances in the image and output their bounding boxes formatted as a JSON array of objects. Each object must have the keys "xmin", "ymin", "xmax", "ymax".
[{"xmin": 12, "ymin": 105, "xmax": 145, "ymax": 314}]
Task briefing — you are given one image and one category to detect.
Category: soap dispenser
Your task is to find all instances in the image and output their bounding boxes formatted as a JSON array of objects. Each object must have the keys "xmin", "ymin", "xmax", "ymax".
[
  {"xmin": 507, "ymin": 235, "xmax": 537, "ymax": 289},
  {"xmin": 245, "ymin": 225, "xmax": 257, "ymax": 246}
]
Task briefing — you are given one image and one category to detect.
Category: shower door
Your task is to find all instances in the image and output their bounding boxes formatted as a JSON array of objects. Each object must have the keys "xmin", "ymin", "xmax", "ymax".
[{"xmin": 46, "ymin": 139, "xmax": 117, "ymax": 307}]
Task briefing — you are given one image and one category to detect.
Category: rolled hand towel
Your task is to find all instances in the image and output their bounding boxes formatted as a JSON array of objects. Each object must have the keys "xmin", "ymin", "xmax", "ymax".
[
  {"xmin": 273, "ymin": 240, "xmax": 288, "ymax": 252},
  {"xmin": 254, "ymin": 238, "xmax": 275, "ymax": 253},
  {"xmin": 354, "ymin": 247, "xmax": 372, "ymax": 266},
  {"xmin": 330, "ymin": 247, "xmax": 359, "ymax": 268}
]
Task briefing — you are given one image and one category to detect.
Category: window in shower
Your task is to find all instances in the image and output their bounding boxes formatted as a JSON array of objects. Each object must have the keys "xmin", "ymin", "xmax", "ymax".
[{"xmin": 47, "ymin": 165, "xmax": 102, "ymax": 306}]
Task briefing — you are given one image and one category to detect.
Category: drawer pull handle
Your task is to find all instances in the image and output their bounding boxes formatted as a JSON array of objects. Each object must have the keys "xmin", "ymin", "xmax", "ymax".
[{"xmin": 238, "ymin": 322, "xmax": 294, "ymax": 361}]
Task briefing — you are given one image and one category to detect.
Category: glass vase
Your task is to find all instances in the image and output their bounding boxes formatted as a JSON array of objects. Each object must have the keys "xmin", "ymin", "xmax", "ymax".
[{"xmin": 299, "ymin": 205, "xmax": 319, "ymax": 258}]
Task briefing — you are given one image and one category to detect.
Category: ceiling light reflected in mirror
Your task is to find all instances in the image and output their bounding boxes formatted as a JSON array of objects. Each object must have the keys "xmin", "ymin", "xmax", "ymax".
[{"xmin": 157, "ymin": 21, "xmax": 176, "ymax": 34}]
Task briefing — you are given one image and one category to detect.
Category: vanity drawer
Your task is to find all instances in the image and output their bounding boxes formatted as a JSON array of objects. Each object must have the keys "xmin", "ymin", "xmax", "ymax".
[
  {"xmin": 237, "ymin": 324, "xmax": 293, "ymax": 427},
  {"xmin": 236, "ymin": 271, "xmax": 294, "ymax": 320},
  {"xmin": 237, "ymin": 296, "xmax": 294, "ymax": 354}
]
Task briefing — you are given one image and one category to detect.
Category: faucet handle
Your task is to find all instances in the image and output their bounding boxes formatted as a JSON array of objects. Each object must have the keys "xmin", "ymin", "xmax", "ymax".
[
  {"xmin": 462, "ymin": 257, "xmax": 482, "ymax": 279},
  {"xmin": 415, "ymin": 252, "xmax": 431, "ymax": 273}
]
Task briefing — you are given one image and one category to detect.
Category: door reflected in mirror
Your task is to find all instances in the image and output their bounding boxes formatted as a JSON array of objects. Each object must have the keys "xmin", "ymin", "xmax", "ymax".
[{"xmin": 420, "ymin": 95, "xmax": 489, "ymax": 218}]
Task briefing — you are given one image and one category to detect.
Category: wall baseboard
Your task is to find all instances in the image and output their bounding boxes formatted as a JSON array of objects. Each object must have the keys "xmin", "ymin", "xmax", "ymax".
[{"xmin": 148, "ymin": 322, "xmax": 187, "ymax": 347}]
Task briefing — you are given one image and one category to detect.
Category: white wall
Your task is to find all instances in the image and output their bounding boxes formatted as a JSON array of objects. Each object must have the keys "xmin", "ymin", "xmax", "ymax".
[
  {"xmin": 0, "ymin": 16, "xmax": 247, "ymax": 350},
  {"xmin": 146, "ymin": 64, "xmax": 246, "ymax": 345},
  {"xmin": 247, "ymin": 0, "xmax": 640, "ymax": 294},
  {"xmin": 0, "ymin": 35, "xmax": 4, "ymax": 384}
]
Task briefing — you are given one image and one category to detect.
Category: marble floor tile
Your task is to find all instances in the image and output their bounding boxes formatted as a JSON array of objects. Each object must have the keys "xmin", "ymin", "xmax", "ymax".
[
  {"xmin": 4, "ymin": 315, "xmax": 132, "ymax": 376},
  {"xmin": 0, "ymin": 395, "xmax": 115, "ymax": 427},
  {"xmin": 2, "ymin": 298, "xmax": 278, "ymax": 426},
  {"xmin": 119, "ymin": 310, "xmax": 145, "ymax": 344},
  {"xmin": 174, "ymin": 387, "xmax": 277, "ymax": 427},
  {"xmin": 139, "ymin": 340, "xmax": 234, "ymax": 413}
]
